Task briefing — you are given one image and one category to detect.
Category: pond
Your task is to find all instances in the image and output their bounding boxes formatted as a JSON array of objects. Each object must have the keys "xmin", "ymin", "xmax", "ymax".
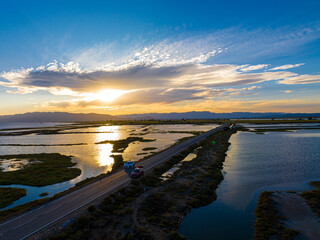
[{"xmin": 179, "ymin": 128, "xmax": 320, "ymax": 239}]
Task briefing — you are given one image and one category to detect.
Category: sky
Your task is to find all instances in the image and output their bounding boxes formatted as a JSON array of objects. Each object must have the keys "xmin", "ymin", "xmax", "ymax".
[{"xmin": 0, "ymin": 0, "xmax": 320, "ymax": 115}]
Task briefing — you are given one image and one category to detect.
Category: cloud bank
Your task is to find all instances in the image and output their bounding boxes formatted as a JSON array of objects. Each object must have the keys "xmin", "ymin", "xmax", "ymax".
[{"xmin": 1, "ymin": 26, "xmax": 320, "ymax": 112}]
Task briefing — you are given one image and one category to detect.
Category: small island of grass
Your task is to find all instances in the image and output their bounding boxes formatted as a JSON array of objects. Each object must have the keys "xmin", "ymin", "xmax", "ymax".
[
  {"xmin": 96, "ymin": 137, "xmax": 155, "ymax": 152},
  {"xmin": 254, "ymin": 191, "xmax": 299, "ymax": 240},
  {"xmin": 137, "ymin": 152, "xmax": 148, "ymax": 155},
  {"xmin": 300, "ymin": 181, "xmax": 320, "ymax": 217},
  {"xmin": 0, "ymin": 187, "xmax": 26, "ymax": 209},
  {"xmin": 0, "ymin": 153, "xmax": 81, "ymax": 187},
  {"xmin": 39, "ymin": 192, "xmax": 49, "ymax": 197},
  {"xmin": 142, "ymin": 147, "xmax": 157, "ymax": 151}
]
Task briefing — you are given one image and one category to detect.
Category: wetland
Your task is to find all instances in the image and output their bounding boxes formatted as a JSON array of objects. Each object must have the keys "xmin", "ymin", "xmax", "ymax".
[
  {"xmin": 1, "ymin": 119, "xmax": 320, "ymax": 240},
  {"xmin": 0, "ymin": 122, "xmax": 219, "ymax": 210},
  {"xmin": 179, "ymin": 123, "xmax": 320, "ymax": 240}
]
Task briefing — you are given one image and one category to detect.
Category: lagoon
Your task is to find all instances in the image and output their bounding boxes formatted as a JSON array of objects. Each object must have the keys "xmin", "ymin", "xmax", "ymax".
[
  {"xmin": 0, "ymin": 123, "xmax": 219, "ymax": 210},
  {"xmin": 179, "ymin": 128, "xmax": 320, "ymax": 239}
]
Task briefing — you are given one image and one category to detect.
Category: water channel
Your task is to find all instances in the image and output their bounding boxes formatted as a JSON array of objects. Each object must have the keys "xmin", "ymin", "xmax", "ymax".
[{"xmin": 179, "ymin": 128, "xmax": 320, "ymax": 239}]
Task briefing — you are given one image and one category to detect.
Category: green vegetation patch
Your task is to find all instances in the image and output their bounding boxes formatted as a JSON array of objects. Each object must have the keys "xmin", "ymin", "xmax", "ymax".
[
  {"xmin": 96, "ymin": 137, "xmax": 155, "ymax": 152},
  {"xmin": 49, "ymin": 185, "xmax": 145, "ymax": 240},
  {"xmin": 0, "ymin": 153, "xmax": 81, "ymax": 186},
  {"xmin": 0, "ymin": 187, "xmax": 26, "ymax": 209},
  {"xmin": 140, "ymin": 192, "xmax": 175, "ymax": 221},
  {"xmin": 0, "ymin": 155, "xmax": 127, "ymax": 222},
  {"xmin": 110, "ymin": 154, "xmax": 124, "ymax": 171},
  {"xmin": 137, "ymin": 152, "xmax": 148, "ymax": 155},
  {"xmin": 0, "ymin": 143, "xmax": 87, "ymax": 146},
  {"xmin": 253, "ymin": 129, "xmax": 292, "ymax": 133},
  {"xmin": 300, "ymin": 181, "xmax": 320, "ymax": 217},
  {"xmin": 39, "ymin": 192, "xmax": 49, "ymax": 197},
  {"xmin": 142, "ymin": 147, "xmax": 157, "ymax": 151},
  {"xmin": 168, "ymin": 131, "xmax": 204, "ymax": 135},
  {"xmin": 235, "ymin": 119, "xmax": 320, "ymax": 124},
  {"xmin": 254, "ymin": 191, "xmax": 278, "ymax": 240},
  {"xmin": 254, "ymin": 191, "xmax": 299, "ymax": 240},
  {"xmin": 0, "ymin": 198, "xmax": 49, "ymax": 222},
  {"xmin": 86, "ymin": 119, "xmax": 224, "ymax": 125}
]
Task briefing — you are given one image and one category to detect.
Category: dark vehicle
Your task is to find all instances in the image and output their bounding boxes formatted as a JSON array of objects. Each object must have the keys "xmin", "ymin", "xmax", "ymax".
[{"xmin": 130, "ymin": 167, "xmax": 144, "ymax": 178}]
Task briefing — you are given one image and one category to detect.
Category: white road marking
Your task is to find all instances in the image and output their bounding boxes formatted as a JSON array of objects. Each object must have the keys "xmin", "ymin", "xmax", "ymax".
[{"xmin": 12, "ymin": 217, "xmax": 37, "ymax": 230}]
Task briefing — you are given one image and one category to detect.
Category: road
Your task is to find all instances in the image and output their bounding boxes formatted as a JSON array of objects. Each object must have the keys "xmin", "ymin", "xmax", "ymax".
[{"xmin": 0, "ymin": 123, "xmax": 227, "ymax": 240}]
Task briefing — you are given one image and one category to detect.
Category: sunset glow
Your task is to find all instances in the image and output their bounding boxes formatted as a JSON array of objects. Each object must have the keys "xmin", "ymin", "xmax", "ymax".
[
  {"xmin": 0, "ymin": 1, "xmax": 319, "ymax": 115},
  {"xmin": 95, "ymin": 89, "xmax": 126, "ymax": 102}
]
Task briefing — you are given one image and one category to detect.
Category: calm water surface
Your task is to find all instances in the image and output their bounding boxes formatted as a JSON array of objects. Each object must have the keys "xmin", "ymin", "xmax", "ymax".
[
  {"xmin": 0, "ymin": 123, "xmax": 219, "ymax": 209},
  {"xmin": 179, "ymin": 129, "xmax": 320, "ymax": 240},
  {"xmin": 0, "ymin": 122, "xmax": 70, "ymax": 130}
]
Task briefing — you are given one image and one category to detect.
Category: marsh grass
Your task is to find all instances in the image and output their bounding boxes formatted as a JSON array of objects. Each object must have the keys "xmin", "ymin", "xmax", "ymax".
[
  {"xmin": 0, "ymin": 198, "xmax": 50, "ymax": 222},
  {"xmin": 96, "ymin": 137, "xmax": 155, "ymax": 152},
  {"xmin": 167, "ymin": 131, "xmax": 204, "ymax": 135},
  {"xmin": 235, "ymin": 119, "xmax": 320, "ymax": 124},
  {"xmin": 0, "ymin": 143, "xmax": 87, "ymax": 146},
  {"xmin": 0, "ymin": 187, "xmax": 26, "ymax": 209},
  {"xmin": 254, "ymin": 191, "xmax": 299, "ymax": 240},
  {"xmin": 300, "ymin": 181, "xmax": 320, "ymax": 217},
  {"xmin": 50, "ymin": 185, "xmax": 144, "ymax": 240},
  {"xmin": 142, "ymin": 147, "xmax": 157, "ymax": 151},
  {"xmin": 0, "ymin": 153, "xmax": 81, "ymax": 186}
]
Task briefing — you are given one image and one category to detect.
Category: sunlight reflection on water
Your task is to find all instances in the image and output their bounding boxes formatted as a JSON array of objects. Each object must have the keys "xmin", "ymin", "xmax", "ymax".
[
  {"xmin": 0, "ymin": 124, "xmax": 219, "ymax": 210},
  {"xmin": 96, "ymin": 125, "xmax": 120, "ymax": 167}
]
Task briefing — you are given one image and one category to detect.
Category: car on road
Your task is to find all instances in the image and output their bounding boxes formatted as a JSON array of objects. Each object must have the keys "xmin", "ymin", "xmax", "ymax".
[
  {"xmin": 130, "ymin": 167, "xmax": 144, "ymax": 178},
  {"xmin": 124, "ymin": 161, "xmax": 135, "ymax": 168}
]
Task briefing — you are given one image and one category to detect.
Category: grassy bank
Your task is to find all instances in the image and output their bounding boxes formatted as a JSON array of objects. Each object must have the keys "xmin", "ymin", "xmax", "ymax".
[
  {"xmin": 0, "ymin": 154, "xmax": 125, "ymax": 222},
  {"xmin": 83, "ymin": 119, "xmax": 225, "ymax": 125},
  {"xmin": 47, "ymin": 127, "xmax": 236, "ymax": 240},
  {"xmin": 242, "ymin": 128, "xmax": 320, "ymax": 134},
  {"xmin": 235, "ymin": 119, "xmax": 320, "ymax": 124},
  {"xmin": 300, "ymin": 181, "xmax": 320, "ymax": 217},
  {"xmin": 254, "ymin": 191, "xmax": 299, "ymax": 240},
  {"xmin": 0, "ymin": 153, "xmax": 81, "ymax": 186},
  {"xmin": 0, "ymin": 143, "xmax": 87, "ymax": 146},
  {"xmin": 96, "ymin": 137, "xmax": 155, "ymax": 152},
  {"xmin": 0, "ymin": 187, "xmax": 26, "ymax": 209}
]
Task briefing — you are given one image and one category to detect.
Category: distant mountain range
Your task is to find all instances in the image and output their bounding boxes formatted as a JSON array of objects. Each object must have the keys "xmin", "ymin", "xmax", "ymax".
[
  {"xmin": 118, "ymin": 111, "xmax": 320, "ymax": 120},
  {"xmin": 0, "ymin": 111, "xmax": 319, "ymax": 123},
  {"xmin": 0, "ymin": 112, "xmax": 116, "ymax": 123}
]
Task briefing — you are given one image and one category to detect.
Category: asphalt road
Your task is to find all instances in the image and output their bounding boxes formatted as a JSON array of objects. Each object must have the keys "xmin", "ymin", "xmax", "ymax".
[{"xmin": 0, "ymin": 123, "xmax": 227, "ymax": 240}]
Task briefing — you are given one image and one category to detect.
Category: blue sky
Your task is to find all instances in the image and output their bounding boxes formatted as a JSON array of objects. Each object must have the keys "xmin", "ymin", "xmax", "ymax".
[{"xmin": 0, "ymin": 0, "xmax": 319, "ymax": 114}]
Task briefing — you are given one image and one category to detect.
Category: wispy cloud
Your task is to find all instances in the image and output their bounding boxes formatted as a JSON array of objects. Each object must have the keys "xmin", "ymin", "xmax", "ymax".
[
  {"xmin": 270, "ymin": 63, "xmax": 305, "ymax": 70},
  {"xmin": 71, "ymin": 37, "xmax": 223, "ymax": 70},
  {"xmin": 240, "ymin": 64, "xmax": 269, "ymax": 72}
]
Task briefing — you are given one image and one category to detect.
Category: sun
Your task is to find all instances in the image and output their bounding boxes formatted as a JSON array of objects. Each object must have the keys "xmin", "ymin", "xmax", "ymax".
[{"xmin": 95, "ymin": 89, "xmax": 125, "ymax": 102}]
